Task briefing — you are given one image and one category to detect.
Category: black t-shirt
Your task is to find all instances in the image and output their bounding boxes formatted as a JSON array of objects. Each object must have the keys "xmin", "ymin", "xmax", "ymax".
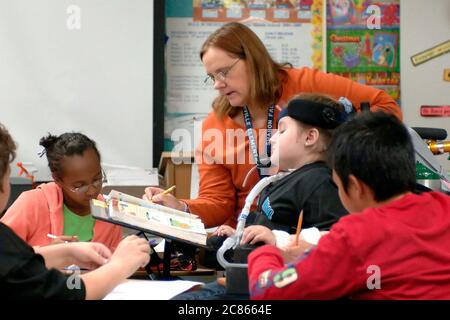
[
  {"xmin": 248, "ymin": 161, "xmax": 348, "ymax": 233},
  {"xmin": 0, "ymin": 223, "xmax": 86, "ymax": 299}
]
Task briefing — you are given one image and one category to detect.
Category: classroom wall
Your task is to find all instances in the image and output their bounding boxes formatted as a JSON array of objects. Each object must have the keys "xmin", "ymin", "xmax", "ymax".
[
  {"xmin": 400, "ymin": 0, "xmax": 450, "ymax": 176},
  {"xmin": 2, "ymin": 1, "xmax": 448, "ymax": 180},
  {"xmin": 0, "ymin": 0, "xmax": 154, "ymax": 179}
]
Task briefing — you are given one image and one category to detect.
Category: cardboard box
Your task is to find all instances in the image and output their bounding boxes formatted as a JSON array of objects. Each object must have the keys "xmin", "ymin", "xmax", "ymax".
[
  {"xmin": 102, "ymin": 185, "xmax": 148, "ymax": 199},
  {"xmin": 159, "ymin": 151, "xmax": 194, "ymax": 199}
]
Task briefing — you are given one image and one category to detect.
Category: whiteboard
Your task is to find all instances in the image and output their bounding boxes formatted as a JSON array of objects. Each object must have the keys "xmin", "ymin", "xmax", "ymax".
[
  {"xmin": 400, "ymin": 0, "xmax": 450, "ymax": 176},
  {"xmin": 0, "ymin": 0, "xmax": 154, "ymax": 180}
]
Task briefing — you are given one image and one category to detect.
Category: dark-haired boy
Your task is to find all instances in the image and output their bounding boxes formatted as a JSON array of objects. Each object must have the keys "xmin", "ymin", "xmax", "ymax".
[{"xmin": 249, "ymin": 111, "xmax": 450, "ymax": 299}]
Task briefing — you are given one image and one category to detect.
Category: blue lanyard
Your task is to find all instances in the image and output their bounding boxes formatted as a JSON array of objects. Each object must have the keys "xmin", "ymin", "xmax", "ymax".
[{"xmin": 243, "ymin": 105, "xmax": 275, "ymax": 179}]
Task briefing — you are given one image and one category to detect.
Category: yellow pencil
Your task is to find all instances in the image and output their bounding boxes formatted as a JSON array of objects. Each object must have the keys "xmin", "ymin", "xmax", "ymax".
[
  {"xmin": 147, "ymin": 185, "xmax": 176, "ymax": 203},
  {"xmin": 160, "ymin": 185, "xmax": 176, "ymax": 196},
  {"xmin": 294, "ymin": 210, "xmax": 304, "ymax": 246}
]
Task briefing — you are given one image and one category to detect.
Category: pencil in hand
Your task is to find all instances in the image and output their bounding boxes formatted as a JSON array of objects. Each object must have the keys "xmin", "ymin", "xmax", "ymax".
[
  {"xmin": 294, "ymin": 210, "xmax": 304, "ymax": 246},
  {"xmin": 160, "ymin": 185, "xmax": 176, "ymax": 196},
  {"xmin": 146, "ymin": 185, "xmax": 176, "ymax": 203}
]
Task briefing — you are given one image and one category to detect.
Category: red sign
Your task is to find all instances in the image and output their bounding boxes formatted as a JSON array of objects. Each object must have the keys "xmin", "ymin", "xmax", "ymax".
[{"xmin": 420, "ymin": 106, "xmax": 450, "ymax": 117}]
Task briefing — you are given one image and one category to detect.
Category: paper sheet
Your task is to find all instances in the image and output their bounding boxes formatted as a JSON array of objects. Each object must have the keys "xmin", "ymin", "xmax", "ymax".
[
  {"xmin": 154, "ymin": 239, "xmax": 165, "ymax": 253},
  {"xmin": 103, "ymin": 163, "xmax": 159, "ymax": 186},
  {"xmin": 103, "ymin": 279, "xmax": 204, "ymax": 300}
]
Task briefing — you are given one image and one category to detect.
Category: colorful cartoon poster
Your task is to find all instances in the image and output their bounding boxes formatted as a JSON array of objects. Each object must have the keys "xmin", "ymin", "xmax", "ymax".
[
  {"xmin": 334, "ymin": 71, "xmax": 400, "ymax": 101},
  {"xmin": 327, "ymin": 29, "xmax": 399, "ymax": 72},
  {"xmin": 326, "ymin": 0, "xmax": 400, "ymax": 104},
  {"xmin": 326, "ymin": 0, "xmax": 399, "ymax": 28}
]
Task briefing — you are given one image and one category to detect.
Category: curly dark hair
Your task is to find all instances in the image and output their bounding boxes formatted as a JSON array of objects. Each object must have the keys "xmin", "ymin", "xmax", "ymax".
[{"xmin": 40, "ymin": 132, "xmax": 101, "ymax": 178}]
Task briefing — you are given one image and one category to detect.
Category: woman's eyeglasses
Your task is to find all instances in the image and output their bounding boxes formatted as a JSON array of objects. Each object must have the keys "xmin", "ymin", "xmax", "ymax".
[{"xmin": 204, "ymin": 59, "xmax": 240, "ymax": 86}]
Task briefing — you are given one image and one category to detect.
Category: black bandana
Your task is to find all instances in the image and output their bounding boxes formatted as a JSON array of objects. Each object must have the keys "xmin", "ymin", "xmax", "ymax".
[{"xmin": 278, "ymin": 99, "xmax": 348, "ymax": 129}]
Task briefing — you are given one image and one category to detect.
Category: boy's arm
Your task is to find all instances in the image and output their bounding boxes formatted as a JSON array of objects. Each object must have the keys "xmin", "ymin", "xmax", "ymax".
[
  {"xmin": 34, "ymin": 244, "xmax": 74, "ymax": 269},
  {"xmin": 36, "ymin": 237, "xmax": 150, "ymax": 300},
  {"xmin": 80, "ymin": 262, "xmax": 131, "ymax": 300},
  {"xmin": 35, "ymin": 242, "xmax": 111, "ymax": 270},
  {"xmin": 80, "ymin": 236, "xmax": 150, "ymax": 300},
  {"xmin": 248, "ymin": 225, "xmax": 363, "ymax": 299}
]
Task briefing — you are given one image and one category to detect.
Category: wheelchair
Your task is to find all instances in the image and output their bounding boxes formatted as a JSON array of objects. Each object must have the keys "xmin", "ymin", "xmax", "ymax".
[{"xmin": 217, "ymin": 125, "xmax": 450, "ymax": 296}]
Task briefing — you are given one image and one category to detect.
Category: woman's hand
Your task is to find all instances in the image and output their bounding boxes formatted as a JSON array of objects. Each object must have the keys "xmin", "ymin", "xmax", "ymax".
[
  {"xmin": 143, "ymin": 187, "xmax": 186, "ymax": 211},
  {"xmin": 241, "ymin": 225, "xmax": 276, "ymax": 246},
  {"xmin": 214, "ymin": 225, "xmax": 236, "ymax": 237}
]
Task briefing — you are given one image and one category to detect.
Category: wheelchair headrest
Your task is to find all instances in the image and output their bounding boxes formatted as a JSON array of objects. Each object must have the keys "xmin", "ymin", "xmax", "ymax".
[{"xmin": 411, "ymin": 127, "xmax": 447, "ymax": 140}]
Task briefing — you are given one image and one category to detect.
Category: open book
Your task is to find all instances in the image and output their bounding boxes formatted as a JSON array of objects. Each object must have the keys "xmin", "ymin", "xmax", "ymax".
[{"xmin": 90, "ymin": 190, "xmax": 207, "ymax": 247}]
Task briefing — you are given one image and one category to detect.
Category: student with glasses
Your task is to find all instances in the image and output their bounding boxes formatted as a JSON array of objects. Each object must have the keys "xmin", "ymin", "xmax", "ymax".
[
  {"xmin": 144, "ymin": 22, "xmax": 402, "ymax": 230},
  {"xmin": 1, "ymin": 133, "xmax": 122, "ymax": 252},
  {"xmin": 0, "ymin": 124, "xmax": 150, "ymax": 299}
]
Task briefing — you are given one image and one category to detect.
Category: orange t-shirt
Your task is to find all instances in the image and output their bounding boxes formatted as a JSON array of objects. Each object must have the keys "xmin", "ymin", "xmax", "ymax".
[{"xmin": 184, "ymin": 67, "xmax": 402, "ymax": 228}]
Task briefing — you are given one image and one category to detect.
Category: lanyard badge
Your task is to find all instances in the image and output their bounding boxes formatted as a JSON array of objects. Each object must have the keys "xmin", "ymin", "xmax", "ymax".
[{"xmin": 243, "ymin": 105, "xmax": 275, "ymax": 179}]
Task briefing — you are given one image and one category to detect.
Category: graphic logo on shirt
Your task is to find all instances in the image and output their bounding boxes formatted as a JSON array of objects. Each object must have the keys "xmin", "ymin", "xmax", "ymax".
[
  {"xmin": 261, "ymin": 197, "xmax": 274, "ymax": 220},
  {"xmin": 273, "ymin": 267, "xmax": 298, "ymax": 288},
  {"xmin": 258, "ymin": 269, "xmax": 272, "ymax": 289}
]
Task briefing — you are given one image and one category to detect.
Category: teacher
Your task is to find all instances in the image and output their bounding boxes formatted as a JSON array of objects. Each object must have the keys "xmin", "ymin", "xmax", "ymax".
[{"xmin": 144, "ymin": 22, "xmax": 401, "ymax": 228}]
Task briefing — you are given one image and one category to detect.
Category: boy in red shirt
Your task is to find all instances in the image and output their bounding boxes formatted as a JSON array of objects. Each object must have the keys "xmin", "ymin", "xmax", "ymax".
[{"xmin": 248, "ymin": 111, "xmax": 450, "ymax": 299}]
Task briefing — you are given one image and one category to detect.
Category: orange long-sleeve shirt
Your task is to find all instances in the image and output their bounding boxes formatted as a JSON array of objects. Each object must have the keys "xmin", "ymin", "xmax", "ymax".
[{"xmin": 184, "ymin": 67, "xmax": 402, "ymax": 228}]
